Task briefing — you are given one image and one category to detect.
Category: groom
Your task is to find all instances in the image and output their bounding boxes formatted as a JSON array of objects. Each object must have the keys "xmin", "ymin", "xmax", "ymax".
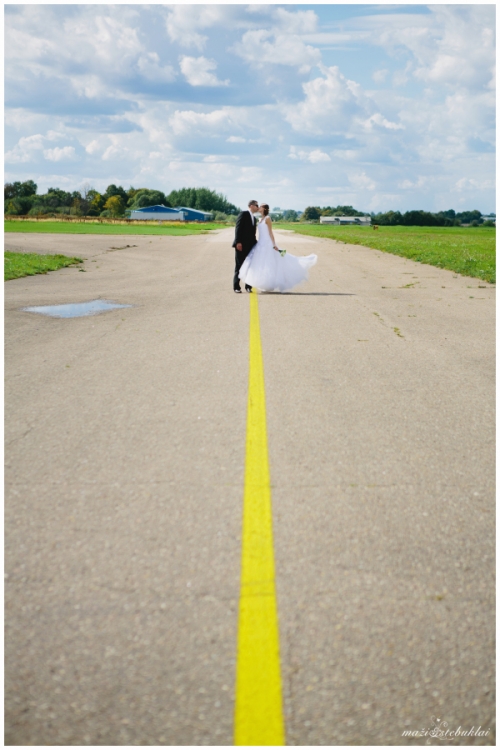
[{"xmin": 232, "ymin": 199, "xmax": 259, "ymax": 292}]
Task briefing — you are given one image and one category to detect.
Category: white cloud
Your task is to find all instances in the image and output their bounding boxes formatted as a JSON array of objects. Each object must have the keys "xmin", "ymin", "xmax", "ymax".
[
  {"xmin": 101, "ymin": 145, "xmax": 120, "ymax": 161},
  {"xmin": 398, "ymin": 176, "xmax": 427, "ymax": 190},
  {"xmin": 137, "ymin": 53, "xmax": 176, "ymax": 82},
  {"xmin": 309, "ymin": 150, "xmax": 331, "ymax": 164},
  {"xmin": 372, "ymin": 69, "xmax": 388, "ymax": 83},
  {"xmin": 166, "ymin": 11, "xmax": 206, "ymax": 50},
  {"xmin": 3, "ymin": 5, "xmax": 495, "ymax": 213},
  {"xmin": 234, "ymin": 29, "xmax": 321, "ymax": 72},
  {"xmin": 453, "ymin": 177, "xmax": 495, "ymax": 192},
  {"xmin": 5, "ymin": 6, "xmax": 177, "ymax": 104},
  {"xmin": 272, "ymin": 8, "xmax": 318, "ymax": 35},
  {"xmin": 165, "ymin": 6, "xmax": 227, "ymax": 51},
  {"xmin": 68, "ymin": 74, "xmax": 111, "ymax": 102},
  {"xmin": 179, "ymin": 56, "xmax": 229, "ymax": 87},
  {"xmin": 43, "ymin": 145, "xmax": 76, "ymax": 161},
  {"xmin": 416, "ymin": 16, "xmax": 494, "ymax": 90},
  {"xmin": 64, "ymin": 13, "xmax": 143, "ymax": 70},
  {"xmin": 363, "ymin": 113, "xmax": 403, "ymax": 131},
  {"xmin": 5, "ymin": 134, "xmax": 45, "ymax": 163},
  {"xmin": 203, "ymin": 155, "xmax": 238, "ymax": 163},
  {"xmin": 331, "ymin": 149, "xmax": 361, "ymax": 161},
  {"xmin": 288, "ymin": 147, "xmax": 331, "ymax": 163},
  {"xmin": 169, "ymin": 108, "xmax": 236, "ymax": 136},
  {"xmin": 4, "ymin": 108, "xmax": 42, "ymax": 130},
  {"xmin": 301, "ymin": 30, "xmax": 366, "ymax": 46},
  {"xmin": 85, "ymin": 140, "xmax": 101, "ymax": 155},
  {"xmin": 396, "ymin": 88, "xmax": 495, "ymax": 165},
  {"xmin": 166, "ymin": 158, "xmax": 241, "ymax": 185},
  {"xmin": 349, "ymin": 172, "xmax": 376, "ymax": 191},
  {"xmin": 93, "ymin": 132, "xmax": 147, "ymax": 164},
  {"xmin": 375, "ymin": 6, "xmax": 495, "ymax": 92},
  {"xmin": 285, "ymin": 65, "xmax": 371, "ymax": 134},
  {"xmin": 236, "ymin": 166, "xmax": 263, "ymax": 184},
  {"xmin": 316, "ymin": 186, "xmax": 351, "ymax": 193},
  {"xmin": 392, "ymin": 70, "xmax": 409, "ymax": 88}
]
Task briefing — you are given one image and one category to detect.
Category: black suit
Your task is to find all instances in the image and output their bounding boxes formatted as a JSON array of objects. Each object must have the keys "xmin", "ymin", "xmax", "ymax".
[{"xmin": 232, "ymin": 210, "xmax": 257, "ymax": 290}]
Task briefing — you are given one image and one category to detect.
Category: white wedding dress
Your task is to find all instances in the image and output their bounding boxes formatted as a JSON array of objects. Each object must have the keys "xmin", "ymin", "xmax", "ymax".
[{"xmin": 239, "ymin": 218, "xmax": 317, "ymax": 292}]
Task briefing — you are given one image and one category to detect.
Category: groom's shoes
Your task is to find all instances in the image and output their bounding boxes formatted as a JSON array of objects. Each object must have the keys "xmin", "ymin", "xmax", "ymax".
[
  {"xmin": 234, "ymin": 288, "xmax": 242, "ymax": 293},
  {"xmin": 245, "ymin": 285, "xmax": 252, "ymax": 292}
]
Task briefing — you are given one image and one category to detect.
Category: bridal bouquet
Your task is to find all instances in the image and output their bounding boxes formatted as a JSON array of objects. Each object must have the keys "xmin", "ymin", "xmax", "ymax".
[{"xmin": 278, "ymin": 247, "xmax": 287, "ymax": 257}]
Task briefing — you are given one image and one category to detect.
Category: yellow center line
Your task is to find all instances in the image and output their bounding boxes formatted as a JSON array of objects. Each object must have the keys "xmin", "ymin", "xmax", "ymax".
[{"xmin": 234, "ymin": 291, "xmax": 285, "ymax": 746}]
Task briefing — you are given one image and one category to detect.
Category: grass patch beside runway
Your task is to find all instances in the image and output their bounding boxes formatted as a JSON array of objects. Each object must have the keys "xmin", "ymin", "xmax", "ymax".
[
  {"xmin": 279, "ymin": 224, "xmax": 496, "ymax": 283},
  {"xmin": 5, "ymin": 251, "xmax": 83, "ymax": 281},
  {"xmin": 4, "ymin": 220, "xmax": 226, "ymax": 236}
]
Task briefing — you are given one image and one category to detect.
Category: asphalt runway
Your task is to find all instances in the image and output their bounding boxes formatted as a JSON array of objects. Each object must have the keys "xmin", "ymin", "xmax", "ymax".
[{"xmin": 5, "ymin": 228, "xmax": 495, "ymax": 745}]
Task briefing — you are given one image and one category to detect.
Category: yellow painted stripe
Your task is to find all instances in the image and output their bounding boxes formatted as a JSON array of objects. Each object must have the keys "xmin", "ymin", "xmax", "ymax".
[{"xmin": 234, "ymin": 291, "xmax": 285, "ymax": 746}]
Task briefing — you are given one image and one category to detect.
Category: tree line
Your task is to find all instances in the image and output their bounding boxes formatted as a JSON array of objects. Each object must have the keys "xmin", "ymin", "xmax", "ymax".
[
  {"xmin": 301, "ymin": 205, "xmax": 366, "ymax": 220},
  {"xmin": 371, "ymin": 208, "xmax": 493, "ymax": 227},
  {"xmin": 301, "ymin": 205, "xmax": 495, "ymax": 226},
  {"xmin": 4, "ymin": 181, "xmax": 240, "ymax": 218},
  {"xmin": 4, "ymin": 182, "xmax": 494, "ymax": 226}
]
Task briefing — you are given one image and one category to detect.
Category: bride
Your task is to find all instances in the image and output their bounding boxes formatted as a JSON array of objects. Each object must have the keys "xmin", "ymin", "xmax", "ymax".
[{"xmin": 238, "ymin": 204, "xmax": 317, "ymax": 292}]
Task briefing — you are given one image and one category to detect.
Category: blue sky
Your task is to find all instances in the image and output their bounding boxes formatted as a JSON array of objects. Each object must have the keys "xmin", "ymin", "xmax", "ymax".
[{"xmin": 4, "ymin": 4, "xmax": 495, "ymax": 213}]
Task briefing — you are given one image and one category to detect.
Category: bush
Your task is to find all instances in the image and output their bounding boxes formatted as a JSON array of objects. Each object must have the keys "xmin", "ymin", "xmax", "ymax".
[
  {"xmin": 4, "ymin": 196, "xmax": 35, "ymax": 215},
  {"xmin": 128, "ymin": 189, "xmax": 170, "ymax": 209},
  {"xmin": 103, "ymin": 184, "xmax": 128, "ymax": 205},
  {"xmin": 28, "ymin": 206, "xmax": 52, "ymax": 216},
  {"xmin": 166, "ymin": 187, "xmax": 239, "ymax": 214},
  {"xmin": 5, "ymin": 200, "xmax": 21, "ymax": 215},
  {"xmin": 302, "ymin": 206, "xmax": 321, "ymax": 220},
  {"xmin": 5, "ymin": 180, "xmax": 37, "ymax": 200},
  {"xmin": 103, "ymin": 195, "xmax": 125, "ymax": 217}
]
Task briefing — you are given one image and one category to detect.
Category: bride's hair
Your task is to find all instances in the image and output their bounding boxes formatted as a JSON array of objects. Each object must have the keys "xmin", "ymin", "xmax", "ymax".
[{"xmin": 260, "ymin": 204, "xmax": 270, "ymax": 216}]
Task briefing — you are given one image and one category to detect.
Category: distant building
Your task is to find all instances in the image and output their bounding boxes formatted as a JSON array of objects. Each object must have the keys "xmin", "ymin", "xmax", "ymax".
[
  {"xmin": 175, "ymin": 207, "xmax": 214, "ymax": 222},
  {"xmin": 129, "ymin": 205, "xmax": 213, "ymax": 221},
  {"xmin": 320, "ymin": 215, "xmax": 371, "ymax": 226},
  {"xmin": 130, "ymin": 205, "xmax": 184, "ymax": 221}
]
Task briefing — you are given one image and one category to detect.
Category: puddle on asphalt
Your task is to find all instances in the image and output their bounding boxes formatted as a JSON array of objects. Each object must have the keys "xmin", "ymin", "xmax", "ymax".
[{"xmin": 22, "ymin": 299, "xmax": 132, "ymax": 318}]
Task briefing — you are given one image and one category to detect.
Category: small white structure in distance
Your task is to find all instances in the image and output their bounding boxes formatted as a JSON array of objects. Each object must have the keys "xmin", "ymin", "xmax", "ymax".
[{"xmin": 320, "ymin": 215, "xmax": 371, "ymax": 226}]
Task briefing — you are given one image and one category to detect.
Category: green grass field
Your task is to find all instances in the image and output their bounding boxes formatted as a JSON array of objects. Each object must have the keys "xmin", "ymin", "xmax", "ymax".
[
  {"xmin": 5, "ymin": 251, "xmax": 83, "ymax": 281},
  {"xmin": 4, "ymin": 220, "xmax": 226, "ymax": 236},
  {"xmin": 279, "ymin": 224, "xmax": 496, "ymax": 283}
]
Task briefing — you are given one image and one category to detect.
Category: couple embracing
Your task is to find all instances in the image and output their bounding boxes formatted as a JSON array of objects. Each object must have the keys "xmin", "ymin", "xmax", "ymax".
[{"xmin": 232, "ymin": 199, "xmax": 317, "ymax": 293}]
